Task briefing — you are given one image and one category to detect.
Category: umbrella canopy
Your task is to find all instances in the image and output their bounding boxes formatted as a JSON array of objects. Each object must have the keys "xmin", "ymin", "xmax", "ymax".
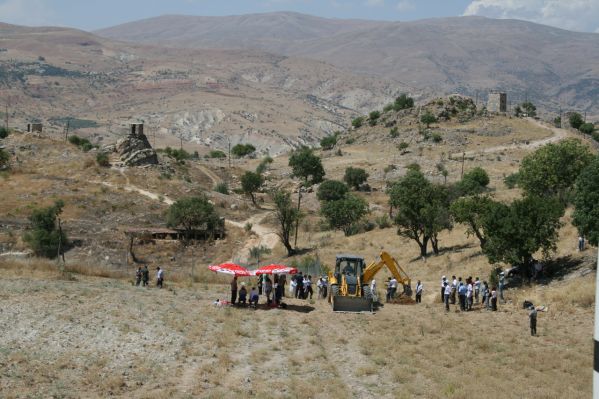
[
  {"xmin": 253, "ymin": 264, "xmax": 298, "ymax": 275},
  {"xmin": 208, "ymin": 263, "xmax": 252, "ymax": 277}
]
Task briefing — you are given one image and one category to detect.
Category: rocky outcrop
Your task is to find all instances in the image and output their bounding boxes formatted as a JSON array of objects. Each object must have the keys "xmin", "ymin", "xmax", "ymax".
[{"xmin": 115, "ymin": 125, "xmax": 158, "ymax": 166}]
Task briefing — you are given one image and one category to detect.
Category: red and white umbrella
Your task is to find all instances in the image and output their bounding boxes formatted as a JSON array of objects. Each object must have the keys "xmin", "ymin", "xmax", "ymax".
[
  {"xmin": 208, "ymin": 263, "xmax": 252, "ymax": 277},
  {"xmin": 253, "ymin": 264, "xmax": 298, "ymax": 275}
]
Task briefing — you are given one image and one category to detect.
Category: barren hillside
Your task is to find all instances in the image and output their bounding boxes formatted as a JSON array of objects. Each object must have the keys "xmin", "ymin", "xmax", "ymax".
[
  {"xmin": 0, "ymin": 23, "xmax": 402, "ymax": 154},
  {"xmin": 97, "ymin": 13, "xmax": 599, "ymax": 117}
]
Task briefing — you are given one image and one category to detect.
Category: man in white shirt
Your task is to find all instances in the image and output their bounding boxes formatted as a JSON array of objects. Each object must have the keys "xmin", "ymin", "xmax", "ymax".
[
  {"xmin": 389, "ymin": 277, "xmax": 398, "ymax": 300},
  {"xmin": 444, "ymin": 282, "xmax": 451, "ymax": 311},
  {"xmin": 156, "ymin": 267, "xmax": 164, "ymax": 288},
  {"xmin": 466, "ymin": 280, "xmax": 473, "ymax": 311},
  {"xmin": 440, "ymin": 276, "xmax": 446, "ymax": 302},
  {"xmin": 415, "ymin": 280, "xmax": 423, "ymax": 303},
  {"xmin": 451, "ymin": 276, "xmax": 457, "ymax": 304}
]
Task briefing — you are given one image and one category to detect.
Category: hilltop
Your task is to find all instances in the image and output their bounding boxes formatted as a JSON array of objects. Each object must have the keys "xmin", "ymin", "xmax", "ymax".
[{"xmin": 97, "ymin": 13, "xmax": 599, "ymax": 117}]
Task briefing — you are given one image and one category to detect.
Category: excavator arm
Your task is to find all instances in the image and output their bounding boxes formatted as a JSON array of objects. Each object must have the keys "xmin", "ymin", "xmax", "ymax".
[{"xmin": 362, "ymin": 251, "xmax": 412, "ymax": 296}]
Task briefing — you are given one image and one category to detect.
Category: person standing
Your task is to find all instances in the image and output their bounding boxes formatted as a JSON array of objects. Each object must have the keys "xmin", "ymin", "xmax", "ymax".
[
  {"xmin": 389, "ymin": 277, "xmax": 398, "ymax": 300},
  {"xmin": 296, "ymin": 272, "xmax": 304, "ymax": 299},
  {"xmin": 370, "ymin": 279, "xmax": 376, "ymax": 301},
  {"xmin": 415, "ymin": 280, "xmax": 423, "ymax": 303},
  {"xmin": 440, "ymin": 276, "xmax": 447, "ymax": 302},
  {"xmin": 135, "ymin": 267, "xmax": 142, "ymax": 286},
  {"xmin": 278, "ymin": 274, "xmax": 287, "ymax": 298},
  {"xmin": 156, "ymin": 267, "xmax": 164, "ymax": 288},
  {"xmin": 458, "ymin": 282, "xmax": 467, "ymax": 311},
  {"xmin": 466, "ymin": 279, "xmax": 473, "ymax": 311},
  {"xmin": 491, "ymin": 286, "xmax": 498, "ymax": 311},
  {"xmin": 451, "ymin": 276, "xmax": 457, "ymax": 304},
  {"xmin": 444, "ymin": 281, "xmax": 451, "ymax": 312},
  {"xmin": 305, "ymin": 275, "xmax": 313, "ymax": 300},
  {"xmin": 529, "ymin": 306, "xmax": 537, "ymax": 336},
  {"xmin": 481, "ymin": 281, "xmax": 489, "ymax": 309},
  {"xmin": 498, "ymin": 272, "xmax": 506, "ymax": 303},
  {"xmin": 474, "ymin": 277, "xmax": 481, "ymax": 304},
  {"xmin": 142, "ymin": 265, "xmax": 149, "ymax": 287},
  {"xmin": 264, "ymin": 275, "xmax": 273, "ymax": 304},
  {"xmin": 230, "ymin": 276, "xmax": 238, "ymax": 305},
  {"xmin": 578, "ymin": 236, "xmax": 585, "ymax": 252}
]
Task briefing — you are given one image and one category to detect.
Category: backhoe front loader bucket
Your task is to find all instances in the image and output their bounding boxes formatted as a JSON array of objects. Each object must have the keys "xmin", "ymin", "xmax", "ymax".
[{"xmin": 332, "ymin": 295, "xmax": 373, "ymax": 313}]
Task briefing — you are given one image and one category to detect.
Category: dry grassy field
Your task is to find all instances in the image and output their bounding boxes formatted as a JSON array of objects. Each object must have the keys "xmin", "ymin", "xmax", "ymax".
[{"xmin": 0, "ymin": 257, "xmax": 593, "ymax": 399}]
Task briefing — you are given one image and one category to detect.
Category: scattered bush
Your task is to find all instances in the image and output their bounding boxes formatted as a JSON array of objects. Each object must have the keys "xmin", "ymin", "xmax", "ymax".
[
  {"xmin": 592, "ymin": 132, "xmax": 599, "ymax": 143},
  {"xmin": 553, "ymin": 116, "xmax": 561, "ymax": 128},
  {"xmin": 421, "ymin": 111, "xmax": 437, "ymax": 128},
  {"xmin": 68, "ymin": 135, "xmax": 96, "ymax": 152},
  {"xmin": 320, "ymin": 134, "xmax": 337, "ymax": 150},
  {"xmin": 383, "ymin": 164, "xmax": 396, "ymax": 174},
  {"xmin": 96, "ymin": 152, "xmax": 110, "ymax": 167},
  {"xmin": 164, "ymin": 147, "xmax": 191, "ymax": 163},
  {"xmin": 0, "ymin": 148, "xmax": 10, "ymax": 169},
  {"xmin": 368, "ymin": 111, "xmax": 380, "ymax": 126},
  {"xmin": 397, "ymin": 141, "xmax": 409, "ymax": 151},
  {"xmin": 346, "ymin": 138, "xmax": 355, "ymax": 145},
  {"xmin": 256, "ymin": 156, "xmax": 273, "ymax": 174},
  {"xmin": 389, "ymin": 127, "xmax": 399, "ymax": 138},
  {"xmin": 431, "ymin": 132, "xmax": 443, "ymax": 143},
  {"xmin": 503, "ymin": 172, "xmax": 520, "ymax": 189},
  {"xmin": 569, "ymin": 113, "xmax": 584, "ymax": 130},
  {"xmin": 23, "ymin": 200, "xmax": 68, "ymax": 259},
  {"xmin": 579, "ymin": 123, "xmax": 595, "ymax": 135},
  {"xmin": 375, "ymin": 214, "xmax": 392, "ymax": 229},
  {"xmin": 393, "ymin": 94, "xmax": 414, "ymax": 111},
  {"xmin": 351, "ymin": 117, "xmax": 364, "ymax": 129},
  {"xmin": 231, "ymin": 143, "xmax": 256, "ymax": 158},
  {"xmin": 214, "ymin": 182, "xmax": 229, "ymax": 195},
  {"xmin": 208, "ymin": 150, "xmax": 226, "ymax": 159},
  {"xmin": 0, "ymin": 126, "xmax": 9, "ymax": 139},
  {"xmin": 317, "ymin": 180, "xmax": 349, "ymax": 202}
]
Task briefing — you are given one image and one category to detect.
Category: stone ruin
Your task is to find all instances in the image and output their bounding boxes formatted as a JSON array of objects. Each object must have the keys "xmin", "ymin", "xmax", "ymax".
[
  {"xmin": 487, "ymin": 92, "xmax": 507, "ymax": 113},
  {"xmin": 115, "ymin": 123, "xmax": 158, "ymax": 166}
]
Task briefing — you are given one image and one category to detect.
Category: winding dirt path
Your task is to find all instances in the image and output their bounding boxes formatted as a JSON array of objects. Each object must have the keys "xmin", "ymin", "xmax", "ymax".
[{"xmin": 462, "ymin": 118, "xmax": 569, "ymax": 156}]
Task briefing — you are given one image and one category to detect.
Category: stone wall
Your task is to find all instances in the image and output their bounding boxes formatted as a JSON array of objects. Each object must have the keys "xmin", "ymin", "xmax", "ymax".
[{"xmin": 487, "ymin": 92, "xmax": 507, "ymax": 113}]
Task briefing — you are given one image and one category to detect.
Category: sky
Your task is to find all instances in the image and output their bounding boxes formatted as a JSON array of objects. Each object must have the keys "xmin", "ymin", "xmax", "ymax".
[{"xmin": 0, "ymin": 0, "xmax": 598, "ymax": 33}]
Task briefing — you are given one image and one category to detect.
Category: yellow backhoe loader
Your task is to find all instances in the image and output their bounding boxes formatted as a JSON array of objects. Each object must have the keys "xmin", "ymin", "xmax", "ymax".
[{"xmin": 328, "ymin": 251, "xmax": 412, "ymax": 312}]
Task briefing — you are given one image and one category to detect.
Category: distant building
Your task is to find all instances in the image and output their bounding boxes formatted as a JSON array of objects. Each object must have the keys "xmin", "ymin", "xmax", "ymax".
[
  {"xmin": 130, "ymin": 123, "xmax": 144, "ymax": 137},
  {"xmin": 26, "ymin": 123, "xmax": 43, "ymax": 133},
  {"xmin": 487, "ymin": 92, "xmax": 507, "ymax": 113}
]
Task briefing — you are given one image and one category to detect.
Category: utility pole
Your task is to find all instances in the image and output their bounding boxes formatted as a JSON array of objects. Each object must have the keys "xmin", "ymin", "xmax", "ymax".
[
  {"xmin": 180, "ymin": 135, "xmax": 183, "ymax": 151},
  {"xmin": 228, "ymin": 137, "xmax": 231, "ymax": 171},
  {"xmin": 4, "ymin": 101, "xmax": 8, "ymax": 131},
  {"xmin": 64, "ymin": 118, "xmax": 70, "ymax": 142},
  {"xmin": 461, "ymin": 152, "xmax": 465, "ymax": 179}
]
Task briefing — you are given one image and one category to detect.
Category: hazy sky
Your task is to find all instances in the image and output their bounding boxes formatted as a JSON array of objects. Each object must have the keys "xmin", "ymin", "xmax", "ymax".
[{"xmin": 0, "ymin": 0, "xmax": 598, "ymax": 33}]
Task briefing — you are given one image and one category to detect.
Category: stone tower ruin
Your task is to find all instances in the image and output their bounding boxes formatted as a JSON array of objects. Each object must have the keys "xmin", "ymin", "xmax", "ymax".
[{"xmin": 487, "ymin": 92, "xmax": 507, "ymax": 113}]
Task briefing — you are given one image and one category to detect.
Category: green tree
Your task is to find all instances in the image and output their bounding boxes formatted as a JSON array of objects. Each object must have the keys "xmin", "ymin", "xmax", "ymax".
[
  {"xmin": 521, "ymin": 101, "xmax": 537, "ymax": 117},
  {"xmin": 482, "ymin": 195, "xmax": 564, "ymax": 274},
  {"xmin": 394, "ymin": 94, "xmax": 414, "ymax": 111},
  {"xmin": 519, "ymin": 138, "xmax": 593, "ymax": 202},
  {"xmin": 569, "ymin": 113, "xmax": 584, "ymax": 130},
  {"xmin": 457, "ymin": 167, "xmax": 490, "ymax": 196},
  {"xmin": 271, "ymin": 188, "xmax": 301, "ymax": 256},
  {"xmin": 321, "ymin": 194, "xmax": 368, "ymax": 236},
  {"xmin": 240, "ymin": 171, "xmax": 264, "ymax": 206},
  {"xmin": 420, "ymin": 111, "xmax": 437, "ymax": 128},
  {"xmin": 504, "ymin": 172, "xmax": 520, "ymax": 189},
  {"xmin": 23, "ymin": 200, "xmax": 67, "ymax": 258},
  {"xmin": 320, "ymin": 134, "xmax": 337, "ymax": 150},
  {"xmin": 288, "ymin": 146, "xmax": 325, "ymax": 186},
  {"xmin": 208, "ymin": 150, "xmax": 226, "ymax": 159},
  {"xmin": 343, "ymin": 167, "xmax": 369, "ymax": 190},
  {"xmin": 579, "ymin": 123, "xmax": 595, "ymax": 134},
  {"xmin": 450, "ymin": 195, "xmax": 498, "ymax": 248},
  {"xmin": 167, "ymin": 196, "xmax": 220, "ymax": 239},
  {"xmin": 389, "ymin": 170, "xmax": 452, "ymax": 256},
  {"xmin": 317, "ymin": 180, "xmax": 349, "ymax": 202},
  {"xmin": 351, "ymin": 116, "xmax": 364, "ymax": 129},
  {"xmin": 231, "ymin": 143, "xmax": 256, "ymax": 158},
  {"xmin": 573, "ymin": 156, "xmax": 599, "ymax": 246}
]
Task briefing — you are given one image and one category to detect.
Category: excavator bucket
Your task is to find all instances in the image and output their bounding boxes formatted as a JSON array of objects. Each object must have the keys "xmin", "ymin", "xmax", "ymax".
[{"xmin": 332, "ymin": 295, "xmax": 373, "ymax": 313}]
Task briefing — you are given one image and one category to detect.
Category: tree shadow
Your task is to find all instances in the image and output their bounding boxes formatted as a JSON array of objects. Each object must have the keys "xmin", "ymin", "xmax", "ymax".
[
  {"xmin": 539, "ymin": 255, "xmax": 588, "ymax": 284},
  {"xmin": 290, "ymin": 247, "xmax": 313, "ymax": 257},
  {"xmin": 408, "ymin": 243, "xmax": 475, "ymax": 262},
  {"xmin": 239, "ymin": 303, "xmax": 315, "ymax": 313}
]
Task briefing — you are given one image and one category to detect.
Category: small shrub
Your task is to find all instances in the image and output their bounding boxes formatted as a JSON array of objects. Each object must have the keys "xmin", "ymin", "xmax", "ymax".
[
  {"xmin": 351, "ymin": 117, "xmax": 364, "ymax": 129},
  {"xmin": 397, "ymin": 141, "xmax": 409, "ymax": 151},
  {"xmin": 592, "ymin": 132, "xmax": 599, "ymax": 143},
  {"xmin": 208, "ymin": 150, "xmax": 226, "ymax": 159},
  {"xmin": 231, "ymin": 143, "xmax": 256, "ymax": 158},
  {"xmin": 383, "ymin": 103, "xmax": 394, "ymax": 113},
  {"xmin": 214, "ymin": 182, "xmax": 229, "ymax": 195},
  {"xmin": 96, "ymin": 152, "xmax": 110, "ymax": 167},
  {"xmin": 389, "ymin": 127, "xmax": 399, "ymax": 138},
  {"xmin": 394, "ymin": 94, "xmax": 414, "ymax": 111},
  {"xmin": 579, "ymin": 123, "xmax": 595, "ymax": 135},
  {"xmin": 383, "ymin": 164, "xmax": 396, "ymax": 174},
  {"xmin": 346, "ymin": 138, "xmax": 355, "ymax": 145},
  {"xmin": 504, "ymin": 172, "xmax": 520, "ymax": 189},
  {"xmin": 431, "ymin": 132, "xmax": 442, "ymax": 143},
  {"xmin": 68, "ymin": 135, "xmax": 96, "ymax": 152},
  {"xmin": 320, "ymin": 135, "xmax": 337, "ymax": 150},
  {"xmin": 375, "ymin": 215, "xmax": 391, "ymax": 229},
  {"xmin": 0, "ymin": 126, "xmax": 9, "ymax": 139},
  {"xmin": 368, "ymin": 111, "xmax": 380, "ymax": 126},
  {"xmin": 81, "ymin": 142, "xmax": 94, "ymax": 152},
  {"xmin": 0, "ymin": 148, "xmax": 10, "ymax": 169},
  {"xmin": 244, "ymin": 222, "xmax": 253, "ymax": 232}
]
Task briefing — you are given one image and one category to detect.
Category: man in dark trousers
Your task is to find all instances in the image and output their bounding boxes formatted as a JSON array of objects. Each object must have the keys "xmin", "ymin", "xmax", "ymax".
[
  {"xmin": 142, "ymin": 265, "xmax": 149, "ymax": 287},
  {"xmin": 415, "ymin": 280, "xmax": 423, "ymax": 303},
  {"xmin": 529, "ymin": 306, "xmax": 537, "ymax": 336},
  {"xmin": 295, "ymin": 272, "xmax": 304, "ymax": 299},
  {"xmin": 135, "ymin": 267, "xmax": 142, "ymax": 286},
  {"xmin": 230, "ymin": 276, "xmax": 238, "ymax": 305}
]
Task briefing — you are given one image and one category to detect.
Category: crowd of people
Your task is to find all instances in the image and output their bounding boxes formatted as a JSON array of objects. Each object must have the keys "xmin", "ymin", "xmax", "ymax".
[
  {"xmin": 228, "ymin": 272, "xmax": 329, "ymax": 308},
  {"xmin": 440, "ymin": 273, "xmax": 506, "ymax": 312}
]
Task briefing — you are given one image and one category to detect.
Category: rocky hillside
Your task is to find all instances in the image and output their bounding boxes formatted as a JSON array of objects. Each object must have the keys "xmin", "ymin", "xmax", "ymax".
[
  {"xmin": 0, "ymin": 23, "xmax": 402, "ymax": 154},
  {"xmin": 97, "ymin": 13, "xmax": 599, "ymax": 117}
]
